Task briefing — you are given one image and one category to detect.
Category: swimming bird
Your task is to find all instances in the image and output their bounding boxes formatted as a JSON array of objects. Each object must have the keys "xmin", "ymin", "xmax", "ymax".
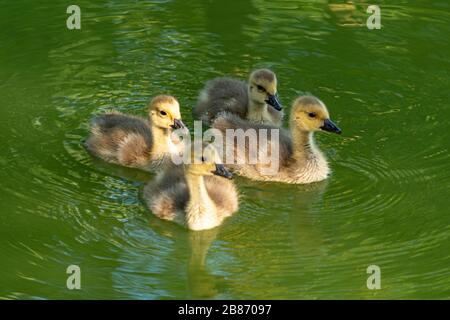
[
  {"xmin": 85, "ymin": 95, "xmax": 187, "ymax": 171},
  {"xmin": 194, "ymin": 69, "xmax": 283, "ymax": 126},
  {"xmin": 143, "ymin": 143, "xmax": 239, "ymax": 231},
  {"xmin": 212, "ymin": 96, "xmax": 342, "ymax": 184}
]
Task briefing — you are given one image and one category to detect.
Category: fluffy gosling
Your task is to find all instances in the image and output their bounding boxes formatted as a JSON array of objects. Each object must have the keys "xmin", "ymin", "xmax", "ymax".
[
  {"xmin": 143, "ymin": 143, "xmax": 239, "ymax": 231},
  {"xmin": 85, "ymin": 95, "xmax": 186, "ymax": 171},
  {"xmin": 212, "ymin": 96, "xmax": 341, "ymax": 184},
  {"xmin": 194, "ymin": 69, "xmax": 283, "ymax": 126}
]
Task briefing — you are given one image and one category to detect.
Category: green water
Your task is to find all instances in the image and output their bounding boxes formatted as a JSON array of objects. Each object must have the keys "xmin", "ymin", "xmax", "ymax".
[{"xmin": 1, "ymin": 0, "xmax": 449, "ymax": 299}]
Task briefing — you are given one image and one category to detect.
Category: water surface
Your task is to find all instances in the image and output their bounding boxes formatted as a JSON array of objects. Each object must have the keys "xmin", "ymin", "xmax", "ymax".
[{"xmin": 0, "ymin": 0, "xmax": 449, "ymax": 299}]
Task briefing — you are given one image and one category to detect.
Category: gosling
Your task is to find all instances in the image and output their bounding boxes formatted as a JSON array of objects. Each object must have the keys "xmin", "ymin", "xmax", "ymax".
[
  {"xmin": 194, "ymin": 69, "xmax": 283, "ymax": 126},
  {"xmin": 143, "ymin": 143, "xmax": 239, "ymax": 231},
  {"xmin": 212, "ymin": 96, "xmax": 342, "ymax": 184},
  {"xmin": 85, "ymin": 95, "xmax": 186, "ymax": 171}
]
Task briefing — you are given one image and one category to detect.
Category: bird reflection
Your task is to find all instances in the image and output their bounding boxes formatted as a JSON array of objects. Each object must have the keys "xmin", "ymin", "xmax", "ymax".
[
  {"xmin": 327, "ymin": 2, "xmax": 366, "ymax": 27},
  {"xmin": 89, "ymin": 154, "xmax": 152, "ymax": 183},
  {"xmin": 145, "ymin": 213, "xmax": 226, "ymax": 299},
  {"xmin": 186, "ymin": 228, "xmax": 226, "ymax": 298}
]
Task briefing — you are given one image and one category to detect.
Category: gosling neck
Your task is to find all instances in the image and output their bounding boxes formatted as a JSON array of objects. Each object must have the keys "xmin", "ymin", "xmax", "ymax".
[
  {"xmin": 185, "ymin": 173, "xmax": 217, "ymax": 230},
  {"xmin": 289, "ymin": 123, "xmax": 330, "ymax": 183},
  {"xmin": 290, "ymin": 122, "xmax": 318, "ymax": 162},
  {"xmin": 150, "ymin": 122, "xmax": 172, "ymax": 155},
  {"xmin": 186, "ymin": 174, "xmax": 209, "ymax": 205},
  {"xmin": 247, "ymin": 89, "xmax": 268, "ymax": 122}
]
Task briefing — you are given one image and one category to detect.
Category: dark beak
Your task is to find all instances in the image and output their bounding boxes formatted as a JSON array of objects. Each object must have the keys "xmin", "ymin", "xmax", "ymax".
[
  {"xmin": 212, "ymin": 164, "xmax": 233, "ymax": 179},
  {"xmin": 320, "ymin": 118, "xmax": 342, "ymax": 134},
  {"xmin": 171, "ymin": 118, "xmax": 186, "ymax": 129},
  {"xmin": 265, "ymin": 93, "xmax": 282, "ymax": 111}
]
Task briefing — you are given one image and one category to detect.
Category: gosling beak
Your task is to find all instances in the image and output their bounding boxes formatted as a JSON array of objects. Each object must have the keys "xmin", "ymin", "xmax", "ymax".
[
  {"xmin": 265, "ymin": 93, "xmax": 282, "ymax": 111},
  {"xmin": 320, "ymin": 118, "xmax": 342, "ymax": 134},
  {"xmin": 171, "ymin": 119, "xmax": 186, "ymax": 129},
  {"xmin": 212, "ymin": 164, "xmax": 233, "ymax": 179}
]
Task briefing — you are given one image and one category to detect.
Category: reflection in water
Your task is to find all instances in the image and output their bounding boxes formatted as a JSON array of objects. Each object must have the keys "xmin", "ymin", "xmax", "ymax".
[
  {"xmin": 187, "ymin": 228, "xmax": 224, "ymax": 299},
  {"xmin": 219, "ymin": 179, "xmax": 331, "ymax": 298},
  {"xmin": 286, "ymin": 180, "xmax": 329, "ymax": 245},
  {"xmin": 327, "ymin": 2, "xmax": 364, "ymax": 27},
  {"xmin": 88, "ymin": 154, "xmax": 153, "ymax": 184},
  {"xmin": 118, "ymin": 215, "xmax": 228, "ymax": 299}
]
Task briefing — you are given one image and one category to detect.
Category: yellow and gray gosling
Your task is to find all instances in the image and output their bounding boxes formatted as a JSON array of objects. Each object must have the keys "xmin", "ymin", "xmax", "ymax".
[
  {"xmin": 212, "ymin": 96, "xmax": 341, "ymax": 184},
  {"xmin": 143, "ymin": 143, "xmax": 239, "ymax": 231},
  {"xmin": 85, "ymin": 95, "xmax": 186, "ymax": 171},
  {"xmin": 194, "ymin": 69, "xmax": 284, "ymax": 126}
]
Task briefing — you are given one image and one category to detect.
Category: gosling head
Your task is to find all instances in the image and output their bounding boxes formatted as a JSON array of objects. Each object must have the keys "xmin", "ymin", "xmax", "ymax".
[
  {"xmin": 290, "ymin": 96, "xmax": 342, "ymax": 134},
  {"xmin": 248, "ymin": 69, "xmax": 282, "ymax": 111},
  {"xmin": 149, "ymin": 95, "xmax": 186, "ymax": 130},
  {"xmin": 185, "ymin": 142, "xmax": 233, "ymax": 179}
]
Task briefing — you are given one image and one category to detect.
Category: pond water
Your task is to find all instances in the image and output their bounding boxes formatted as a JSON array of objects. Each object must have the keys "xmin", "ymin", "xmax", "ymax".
[{"xmin": 0, "ymin": 0, "xmax": 449, "ymax": 299}]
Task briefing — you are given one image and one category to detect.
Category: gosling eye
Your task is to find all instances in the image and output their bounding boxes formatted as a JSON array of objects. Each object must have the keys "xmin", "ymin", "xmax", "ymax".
[
  {"xmin": 201, "ymin": 156, "xmax": 206, "ymax": 162},
  {"xmin": 160, "ymin": 110, "xmax": 167, "ymax": 116},
  {"xmin": 256, "ymin": 85, "xmax": 266, "ymax": 92},
  {"xmin": 308, "ymin": 112, "xmax": 317, "ymax": 118}
]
